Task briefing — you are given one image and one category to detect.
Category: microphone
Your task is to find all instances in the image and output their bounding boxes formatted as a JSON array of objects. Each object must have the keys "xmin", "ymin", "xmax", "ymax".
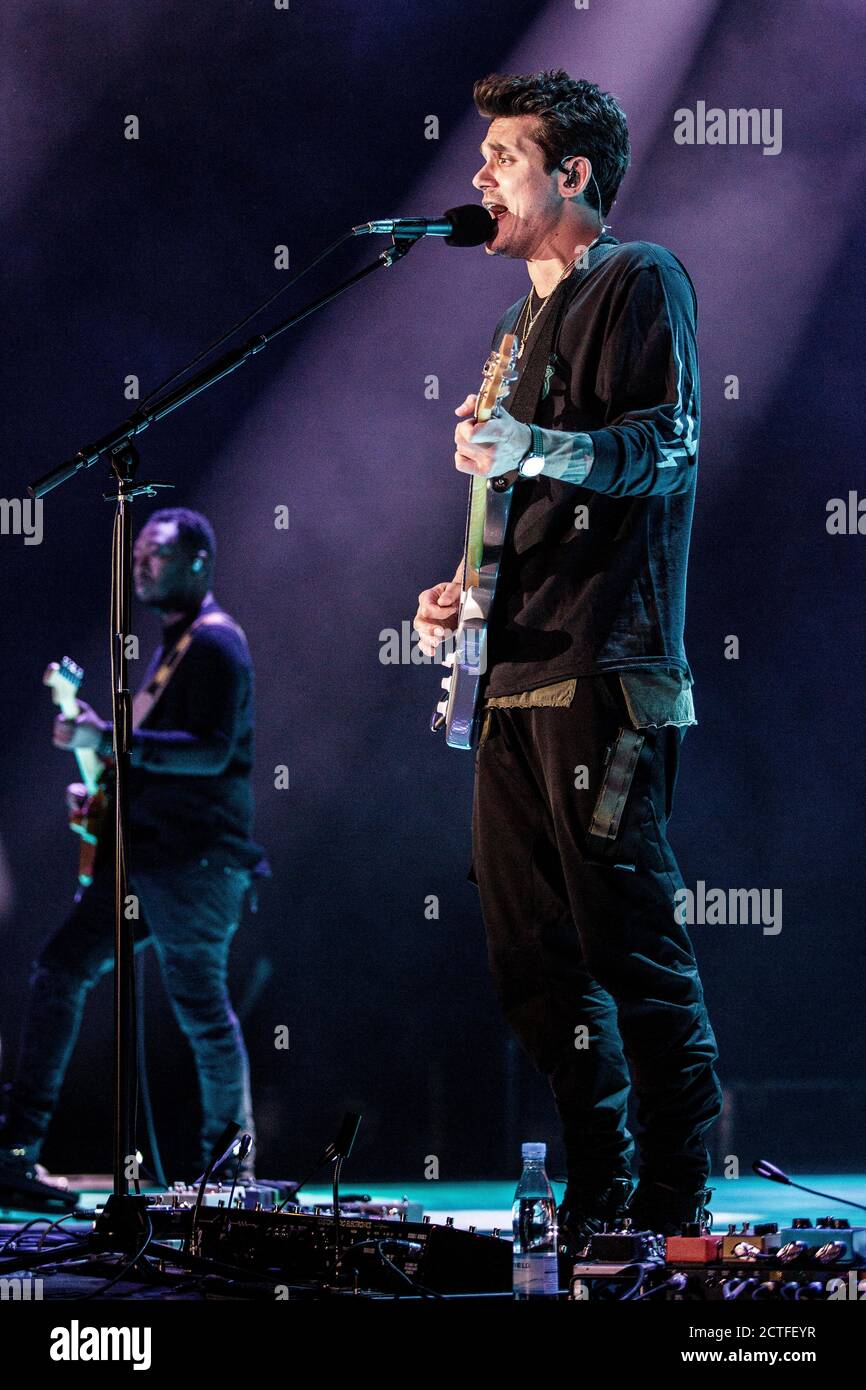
[
  {"xmin": 752, "ymin": 1159, "xmax": 790, "ymax": 1185},
  {"xmin": 752, "ymin": 1157, "xmax": 866, "ymax": 1212},
  {"xmin": 352, "ymin": 203, "xmax": 495, "ymax": 247}
]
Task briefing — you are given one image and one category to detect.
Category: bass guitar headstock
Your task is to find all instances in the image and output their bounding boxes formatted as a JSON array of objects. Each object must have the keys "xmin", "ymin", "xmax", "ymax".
[{"xmin": 44, "ymin": 656, "xmax": 84, "ymax": 711}]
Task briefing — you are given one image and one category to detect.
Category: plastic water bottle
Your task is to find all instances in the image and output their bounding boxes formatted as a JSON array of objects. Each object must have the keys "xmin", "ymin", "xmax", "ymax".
[{"xmin": 512, "ymin": 1141, "xmax": 559, "ymax": 1299}]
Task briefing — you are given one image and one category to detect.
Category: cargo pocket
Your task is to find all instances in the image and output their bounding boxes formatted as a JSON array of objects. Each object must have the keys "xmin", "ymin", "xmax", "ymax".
[{"xmin": 584, "ymin": 725, "xmax": 647, "ymax": 871}]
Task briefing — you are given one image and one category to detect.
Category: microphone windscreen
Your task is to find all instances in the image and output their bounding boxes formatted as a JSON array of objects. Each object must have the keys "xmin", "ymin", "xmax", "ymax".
[
  {"xmin": 753, "ymin": 1158, "xmax": 790, "ymax": 1184},
  {"xmin": 444, "ymin": 203, "xmax": 496, "ymax": 247}
]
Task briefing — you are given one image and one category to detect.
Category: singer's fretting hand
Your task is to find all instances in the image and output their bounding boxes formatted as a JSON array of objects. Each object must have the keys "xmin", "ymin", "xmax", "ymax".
[{"xmin": 453, "ymin": 393, "xmax": 531, "ymax": 478}]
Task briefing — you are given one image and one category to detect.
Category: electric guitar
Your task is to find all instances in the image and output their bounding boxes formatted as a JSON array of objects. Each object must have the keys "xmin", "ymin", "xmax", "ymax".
[
  {"xmin": 431, "ymin": 332, "xmax": 520, "ymax": 749},
  {"xmin": 44, "ymin": 657, "xmax": 109, "ymax": 886}
]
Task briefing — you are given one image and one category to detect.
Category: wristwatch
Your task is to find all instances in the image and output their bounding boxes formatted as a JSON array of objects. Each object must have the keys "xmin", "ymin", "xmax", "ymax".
[{"xmin": 517, "ymin": 423, "xmax": 545, "ymax": 477}]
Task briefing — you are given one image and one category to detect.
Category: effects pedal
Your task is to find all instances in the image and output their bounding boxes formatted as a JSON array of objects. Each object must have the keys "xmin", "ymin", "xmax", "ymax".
[
  {"xmin": 149, "ymin": 1180, "xmax": 282, "ymax": 1212},
  {"xmin": 773, "ymin": 1218, "xmax": 866, "ymax": 1265},
  {"xmin": 721, "ymin": 1221, "xmax": 781, "ymax": 1261}
]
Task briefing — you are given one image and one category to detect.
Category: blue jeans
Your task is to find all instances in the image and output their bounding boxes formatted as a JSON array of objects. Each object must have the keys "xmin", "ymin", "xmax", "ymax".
[{"xmin": 0, "ymin": 856, "xmax": 254, "ymax": 1171}]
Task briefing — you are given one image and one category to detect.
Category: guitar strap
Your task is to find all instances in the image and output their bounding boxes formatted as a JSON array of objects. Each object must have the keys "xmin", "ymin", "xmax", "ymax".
[
  {"xmin": 504, "ymin": 236, "xmax": 620, "ymax": 430},
  {"xmin": 131, "ymin": 610, "xmax": 246, "ymax": 729}
]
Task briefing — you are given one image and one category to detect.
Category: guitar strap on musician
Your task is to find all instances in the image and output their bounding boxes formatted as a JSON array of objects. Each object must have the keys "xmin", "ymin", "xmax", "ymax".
[
  {"xmin": 131, "ymin": 611, "xmax": 246, "ymax": 729},
  {"xmin": 493, "ymin": 238, "xmax": 619, "ymax": 480}
]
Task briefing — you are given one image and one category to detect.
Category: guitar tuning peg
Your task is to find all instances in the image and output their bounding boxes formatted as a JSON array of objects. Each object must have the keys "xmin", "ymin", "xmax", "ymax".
[{"xmin": 440, "ymin": 676, "xmax": 451, "ymax": 692}]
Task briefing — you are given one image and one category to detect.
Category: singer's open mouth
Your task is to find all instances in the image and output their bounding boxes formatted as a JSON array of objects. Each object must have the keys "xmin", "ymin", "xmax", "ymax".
[{"xmin": 483, "ymin": 202, "xmax": 509, "ymax": 240}]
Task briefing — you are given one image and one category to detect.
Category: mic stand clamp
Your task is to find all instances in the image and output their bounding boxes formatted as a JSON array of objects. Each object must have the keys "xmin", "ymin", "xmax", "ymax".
[{"xmin": 380, "ymin": 232, "xmax": 423, "ymax": 267}]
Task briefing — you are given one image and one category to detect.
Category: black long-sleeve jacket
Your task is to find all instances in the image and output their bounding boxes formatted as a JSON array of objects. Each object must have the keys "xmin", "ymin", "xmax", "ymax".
[{"xmin": 484, "ymin": 233, "xmax": 700, "ymax": 698}]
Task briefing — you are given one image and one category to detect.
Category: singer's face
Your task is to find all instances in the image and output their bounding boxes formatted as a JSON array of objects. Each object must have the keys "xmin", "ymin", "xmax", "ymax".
[{"xmin": 472, "ymin": 116, "xmax": 562, "ymax": 260}]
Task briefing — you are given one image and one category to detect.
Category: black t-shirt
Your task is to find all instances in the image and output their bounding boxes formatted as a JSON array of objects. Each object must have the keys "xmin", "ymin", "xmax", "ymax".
[
  {"xmin": 483, "ymin": 234, "xmax": 700, "ymax": 698},
  {"xmin": 100, "ymin": 598, "xmax": 267, "ymax": 872}
]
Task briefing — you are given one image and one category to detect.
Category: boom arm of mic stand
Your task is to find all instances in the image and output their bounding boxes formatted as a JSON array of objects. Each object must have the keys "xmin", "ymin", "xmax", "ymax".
[{"xmin": 27, "ymin": 233, "xmax": 423, "ymax": 500}]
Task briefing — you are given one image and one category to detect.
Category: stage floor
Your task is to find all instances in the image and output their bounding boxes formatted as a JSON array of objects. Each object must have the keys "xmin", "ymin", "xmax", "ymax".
[
  {"xmin": 312, "ymin": 1174, "xmax": 866, "ymax": 1232},
  {"xmin": 3, "ymin": 1173, "xmax": 865, "ymax": 1231},
  {"xmin": 1, "ymin": 1174, "xmax": 864, "ymax": 1304}
]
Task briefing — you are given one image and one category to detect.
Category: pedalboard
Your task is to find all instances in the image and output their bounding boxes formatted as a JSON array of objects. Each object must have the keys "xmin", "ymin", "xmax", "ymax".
[{"xmin": 569, "ymin": 1218, "xmax": 866, "ymax": 1301}]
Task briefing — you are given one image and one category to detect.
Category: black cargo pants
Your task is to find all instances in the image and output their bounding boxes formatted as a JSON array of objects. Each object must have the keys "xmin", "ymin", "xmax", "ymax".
[{"xmin": 471, "ymin": 672, "xmax": 723, "ymax": 1193}]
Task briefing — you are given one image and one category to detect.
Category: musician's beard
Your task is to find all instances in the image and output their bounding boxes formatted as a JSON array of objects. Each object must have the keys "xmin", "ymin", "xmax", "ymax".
[{"xmin": 485, "ymin": 214, "xmax": 554, "ymax": 263}]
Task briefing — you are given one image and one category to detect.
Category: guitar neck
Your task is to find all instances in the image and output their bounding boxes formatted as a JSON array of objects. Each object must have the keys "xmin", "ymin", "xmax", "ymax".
[
  {"xmin": 55, "ymin": 687, "xmax": 103, "ymax": 795},
  {"xmin": 460, "ymin": 333, "xmax": 519, "ymax": 594}
]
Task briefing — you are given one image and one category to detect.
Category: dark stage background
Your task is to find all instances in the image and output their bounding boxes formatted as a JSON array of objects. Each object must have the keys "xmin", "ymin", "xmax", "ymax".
[{"xmin": 1, "ymin": 0, "xmax": 864, "ymax": 1184}]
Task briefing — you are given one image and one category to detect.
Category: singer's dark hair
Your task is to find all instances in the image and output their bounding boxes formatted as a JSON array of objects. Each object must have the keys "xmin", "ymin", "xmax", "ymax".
[
  {"xmin": 473, "ymin": 70, "xmax": 630, "ymax": 216},
  {"xmin": 145, "ymin": 507, "xmax": 216, "ymax": 565}
]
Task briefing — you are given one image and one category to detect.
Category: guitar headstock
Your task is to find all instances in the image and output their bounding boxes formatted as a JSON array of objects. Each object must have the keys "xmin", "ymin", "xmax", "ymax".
[
  {"xmin": 475, "ymin": 332, "xmax": 520, "ymax": 423},
  {"xmin": 44, "ymin": 656, "xmax": 84, "ymax": 708}
]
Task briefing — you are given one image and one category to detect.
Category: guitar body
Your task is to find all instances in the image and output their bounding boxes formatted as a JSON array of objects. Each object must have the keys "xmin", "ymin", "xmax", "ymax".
[
  {"xmin": 44, "ymin": 657, "xmax": 109, "ymax": 887},
  {"xmin": 439, "ymin": 477, "xmax": 515, "ymax": 749},
  {"xmin": 431, "ymin": 333, "xmax": 520, "ymax": 749},
  {"xmin": 66, "ymin": 783, "xmax": 108, "ymax": 887}
]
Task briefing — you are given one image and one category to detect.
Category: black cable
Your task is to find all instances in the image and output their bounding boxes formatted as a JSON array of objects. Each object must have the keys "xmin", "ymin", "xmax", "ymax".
[
  {"xmin": 223, "ymin": 1137, "xmax": 250, "ymax": 1213},
  {"xmin": 374, "ymin": 1244, "xmax": 442, "ymax": 1300},
  {"xmin": 723, "ymin": 1276, "xmax": 760, "ymax": 1300},
  {"xmin": 0, "ymin": 1239, "xmax": 93, "ymax": 1277},
  {"xmin": 628, "ymin": 1271, "xmax": 688, "ymax": 1301},
  {"xmin": 613, "ymin": 1263, "xmax": 648, "ymax": 1300},
  {"xmin": 337, "ymin": 1238, "xmax": 443, "ymax": 1300},
  {"xmin": 188, "ymin": 1127, "xmax": 245, "ymax": 1253},
  {"xmin": 0, "ymin": 1213, "xmax": 78, "ymax": 1255},
  {"xmin": 138, "ymin": 229, "xmax": 355, "ymax": 410},
  {"xmin": 37, "ymin": 1213, "xmax": 81, "ymax": 1249},
  {"xmin": 79, "ymin": 1215, "xmax": 154, "ymax": 1300}
]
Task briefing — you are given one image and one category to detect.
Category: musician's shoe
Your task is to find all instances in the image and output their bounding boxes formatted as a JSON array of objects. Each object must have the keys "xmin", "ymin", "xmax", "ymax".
[
  {"xmin": 557, "ymin": 1176, "xmax": 635, "ymax": 1257},
  {"xmin": 0, "ymin": 1146, "xmax": 78, "ymax": 1213},
  {"xmin": 625, "ymin": 1178, "xmax": 714, "ymax": 1236}
]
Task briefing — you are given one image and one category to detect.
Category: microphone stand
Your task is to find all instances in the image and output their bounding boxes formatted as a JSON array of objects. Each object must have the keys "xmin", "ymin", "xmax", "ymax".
[
  {"xmin": 28, "ymin": 233, "xmax": 422, "ymax": 500},
  {"xmin": 15, "ymin": 230, "xmax": 424, "ymax": 1269}
]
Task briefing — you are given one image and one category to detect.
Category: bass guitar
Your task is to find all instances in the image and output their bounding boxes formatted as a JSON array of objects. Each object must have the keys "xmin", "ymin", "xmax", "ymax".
[{"xmin": 44, "ymin": 656, "xmax": 108, "ymax": 886}]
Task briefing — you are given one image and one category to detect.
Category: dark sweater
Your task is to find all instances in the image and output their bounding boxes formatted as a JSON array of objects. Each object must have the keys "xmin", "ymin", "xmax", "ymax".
[{"xmin": 484, "ymin": 234, "xmax": 700, "ymax": 698}]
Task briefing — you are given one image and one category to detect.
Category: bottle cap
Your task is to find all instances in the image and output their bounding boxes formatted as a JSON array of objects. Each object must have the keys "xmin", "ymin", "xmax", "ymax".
[{"xmin": 521, "ymin": 1142, "xmax": 546, "ymax": 1161}]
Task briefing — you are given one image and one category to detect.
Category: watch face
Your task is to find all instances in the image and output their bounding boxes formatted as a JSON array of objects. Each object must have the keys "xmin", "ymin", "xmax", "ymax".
[{"xmin": 520, "ymin": 456, "xmax": 544, "ymax": 477}]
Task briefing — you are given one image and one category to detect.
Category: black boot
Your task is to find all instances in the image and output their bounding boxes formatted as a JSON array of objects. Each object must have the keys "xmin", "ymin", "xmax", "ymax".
[
  {"xmin": 626, "ymin": 1179, "xmax": 714, "ymax": 1236},
  {"xmin": 557, "ymin": 1176, "xmax": 635, "ymax": 1256}
]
